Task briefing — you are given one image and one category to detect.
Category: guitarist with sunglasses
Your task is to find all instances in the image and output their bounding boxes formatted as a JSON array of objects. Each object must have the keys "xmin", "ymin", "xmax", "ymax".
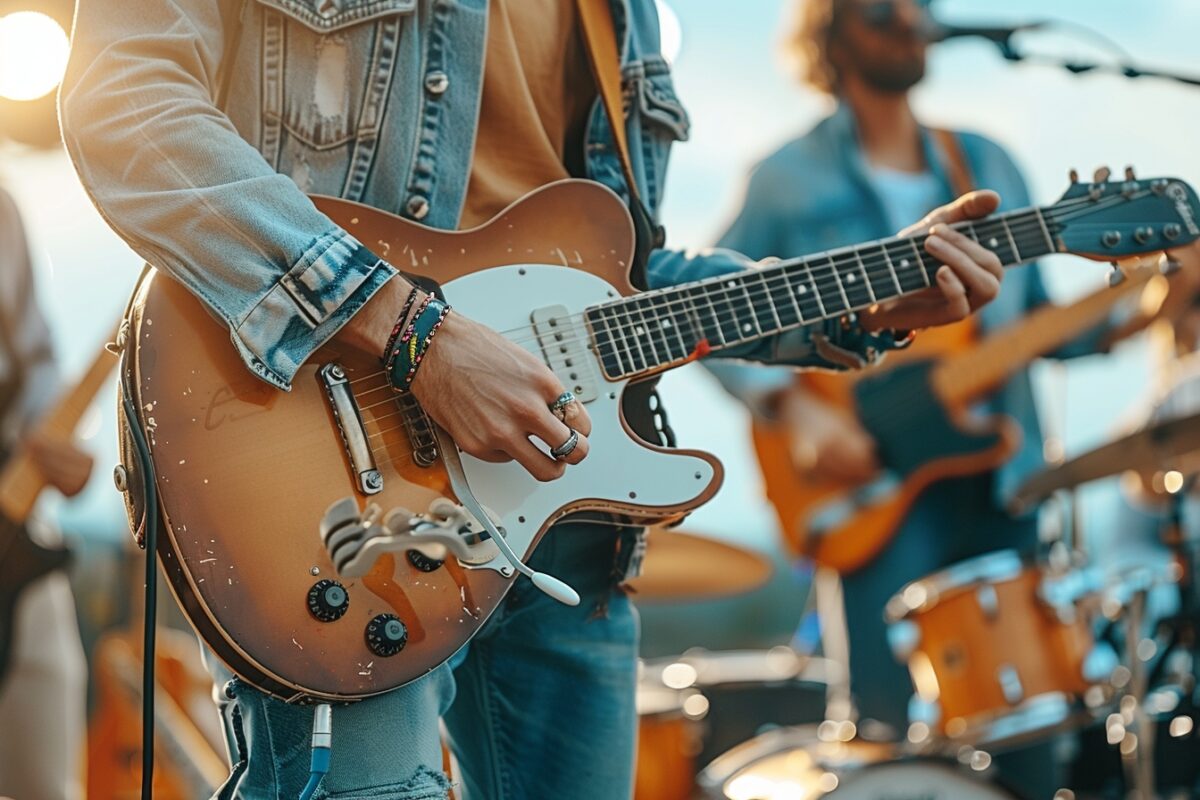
[
  {"xmin": 0, "ymin": 187, "xmax": 94, "ymax": 800},
  {"xmin": 712, "ymin": 0, "xmax": 1137, "ymax": 794},
  {"xmin": 61, "ymin": 0, "xmax": 1010, "ymax": 797}
]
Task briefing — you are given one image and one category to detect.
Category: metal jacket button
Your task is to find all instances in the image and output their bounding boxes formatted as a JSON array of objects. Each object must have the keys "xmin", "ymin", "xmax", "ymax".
[
  {"xmin": 405, "ymin": 195, "xmax": 430, "ymax": 220},
  {"xmin": 424, "ymin": 70, "xmax": 449, "ymax": 95}
]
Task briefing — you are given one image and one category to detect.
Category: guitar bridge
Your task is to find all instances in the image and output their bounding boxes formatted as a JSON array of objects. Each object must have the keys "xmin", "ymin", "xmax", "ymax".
[{"xmin": 319, "ymin": 363, "xmax": 383, "ymax": 495}]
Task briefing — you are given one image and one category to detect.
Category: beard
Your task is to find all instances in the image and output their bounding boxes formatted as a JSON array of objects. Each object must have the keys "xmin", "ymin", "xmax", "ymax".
[{"xmin": 857, "ymin": 54, "xmax": 926, "ymax": 94}]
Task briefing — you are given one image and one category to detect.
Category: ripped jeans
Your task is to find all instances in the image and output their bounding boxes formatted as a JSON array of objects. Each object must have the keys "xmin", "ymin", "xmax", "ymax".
[{"xmin": 207, "ymin": 523, "xmax": 640, "ymax": 800}]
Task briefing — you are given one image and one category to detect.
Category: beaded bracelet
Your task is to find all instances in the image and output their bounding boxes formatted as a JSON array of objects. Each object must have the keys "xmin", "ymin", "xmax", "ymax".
[
  {"xmin": 381, "ymin": 286, "xmax": 422, "ymax": 367},
  {"xmin": 384, "ymin": 292, "xmax": 452, "ymax": 393}
]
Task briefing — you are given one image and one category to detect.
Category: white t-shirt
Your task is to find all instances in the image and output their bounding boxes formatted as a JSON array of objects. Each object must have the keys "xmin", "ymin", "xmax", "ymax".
[{"xmin": 866, "ymin": 164, "xmax": 945, "ymax": 233}]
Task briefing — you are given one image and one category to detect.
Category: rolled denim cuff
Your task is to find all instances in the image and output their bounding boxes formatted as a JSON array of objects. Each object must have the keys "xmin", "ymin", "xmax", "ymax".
[
  {"xmin": 231, "ymin": 230, "xmax": 397, "ymax": 389},
  {"xmin": 719, "ymin": 314, "xmax": 903, "ymax": 372}
]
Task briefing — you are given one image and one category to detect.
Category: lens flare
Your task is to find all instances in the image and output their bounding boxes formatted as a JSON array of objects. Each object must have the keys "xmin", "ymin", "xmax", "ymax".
[{"xmin": 0, "ymin": 12, "xmax": 70, "ymax": 102}]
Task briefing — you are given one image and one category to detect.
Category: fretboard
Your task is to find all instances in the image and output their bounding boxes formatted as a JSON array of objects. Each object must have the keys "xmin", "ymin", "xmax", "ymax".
[{"xmin": 586, "ymin": 207, "xmax": 1058, "ymax": 380}]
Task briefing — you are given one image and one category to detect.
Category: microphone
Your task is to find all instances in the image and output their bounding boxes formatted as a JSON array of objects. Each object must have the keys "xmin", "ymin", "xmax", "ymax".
[{"xmin": 923, "ymin": 20, "xmax": 1047, "ymax": 45}]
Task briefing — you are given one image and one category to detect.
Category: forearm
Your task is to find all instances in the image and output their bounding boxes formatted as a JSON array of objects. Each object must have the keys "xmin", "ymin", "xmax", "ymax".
[{"xmin": 60, "ymin": 0, "xmax": 395, "ymax": 389}]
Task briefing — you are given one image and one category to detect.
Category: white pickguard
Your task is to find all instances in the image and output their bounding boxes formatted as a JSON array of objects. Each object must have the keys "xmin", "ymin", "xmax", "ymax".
[{"xmin": 441, "ymin": 264, "xmax": 719, "ymax": 564}]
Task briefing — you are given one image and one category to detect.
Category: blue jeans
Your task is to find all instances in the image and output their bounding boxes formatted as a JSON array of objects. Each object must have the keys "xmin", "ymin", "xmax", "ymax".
[{"xmin": 207, "ymin": 523, "xmax": 639, "ymax": 800}]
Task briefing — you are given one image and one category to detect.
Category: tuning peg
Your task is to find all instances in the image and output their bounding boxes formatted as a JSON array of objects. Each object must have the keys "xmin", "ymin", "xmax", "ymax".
[
  {"xmin": 1094, "ymin": 166, "xmax": 1112, "ymax": 184},
  {"xmin": 1125, "ymin": 166, "xmax": 1137, "ymax": 181},
  {"xmin": 1069, "ymin": 168, "xmax": 1079, "ymax": 183},
  {"xmin": 1109, "ymin": 263, "xmax": 1125, "ymax": 286}
]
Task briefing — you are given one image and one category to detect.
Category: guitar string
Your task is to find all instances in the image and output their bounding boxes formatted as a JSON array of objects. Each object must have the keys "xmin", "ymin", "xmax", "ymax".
[
  {"xmin": 347, "ymin": 198, "xmax": 1113, "ymax": 393},
  {"xmin": 353, "ymin": 195, "xmax": 1126, "ymax": 384},
  {"xmin": 347, "ymin": 189, "xmax": 1120, "ymax": 369},
  {"xmin": 349, "ymin": 196, "xmax": 1118, "ymax": 387},
  {"xmin": 356, "ymin": 197, "xmax": 1150, "ymax": 435}
]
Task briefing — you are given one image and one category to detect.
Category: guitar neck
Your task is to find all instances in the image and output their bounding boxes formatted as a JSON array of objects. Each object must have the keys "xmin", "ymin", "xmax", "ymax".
[
  {"xmin": 0, "ymin": 337, "xmax": 117, "ymax": 522},
  {"xmin": 929, "ymin": 268, "xmax": 1154, "ymax": 408},
  {"xmin": 587, "ymin": 207, "xmax": 1059, "ymax": 381}
]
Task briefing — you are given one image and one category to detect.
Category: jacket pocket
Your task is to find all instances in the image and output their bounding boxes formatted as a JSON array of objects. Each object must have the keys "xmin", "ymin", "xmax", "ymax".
[
  {"xmin": 255, "ymin": 0, "xmax": 413, "ymax": 158},
  {"xmin": 625, "ymin": 56, "xmax": 690, "ymax": 213}
]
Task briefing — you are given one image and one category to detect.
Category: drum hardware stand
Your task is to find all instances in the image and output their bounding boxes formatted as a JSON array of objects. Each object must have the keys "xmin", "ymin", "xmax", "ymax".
[{"xmin": 811, "ymin": 566, "xmax": 860, "ymax": 739}]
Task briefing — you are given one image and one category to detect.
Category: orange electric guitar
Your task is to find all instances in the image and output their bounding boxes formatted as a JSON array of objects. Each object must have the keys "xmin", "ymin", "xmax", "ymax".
[
  {"xmin": 116, "ymin": 175, "xmax": 1199, "ymax": 701},
  {"xmin": 752, "ymin": 257, "xmax": 1176, "ymax": 574}
]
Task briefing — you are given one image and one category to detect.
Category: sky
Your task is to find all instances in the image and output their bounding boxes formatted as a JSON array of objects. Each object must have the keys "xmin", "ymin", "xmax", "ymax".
[{"xmin": 4, "ymin": 1, "xmax": 1200, "ymax": 557}]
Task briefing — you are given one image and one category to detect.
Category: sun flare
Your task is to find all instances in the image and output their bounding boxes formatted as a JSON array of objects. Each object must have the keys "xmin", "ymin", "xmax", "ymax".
[{"xmin": 0, "ymin": 12, "xmax": 70, "ymax": 102}]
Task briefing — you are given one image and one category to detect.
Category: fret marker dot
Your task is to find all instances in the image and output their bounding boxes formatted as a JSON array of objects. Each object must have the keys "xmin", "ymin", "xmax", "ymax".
[
  {"xmin": 901, "ymin": 259, "xmax": 910, "ymax": 268},
  {"xmin": 797, "ymin": 285, "xmax": 808, "ymax": 294},
  {"xmin": 988, "ymin": 237, "xmax": 999, "ymax": 248},
  {"xmin": 846, "ymin": 273, "xmax": 856, "ymax": 283},
  {"xmin": 662, "ymin": 319, "xmax": 672, "ymax": 329},
  {"xmin": 742, "ymin": 323, "xmax": 753, "ymax": 334},
  {"xmin": 635, "ymin": 327, "xmax": 646, "ymax": 336}
]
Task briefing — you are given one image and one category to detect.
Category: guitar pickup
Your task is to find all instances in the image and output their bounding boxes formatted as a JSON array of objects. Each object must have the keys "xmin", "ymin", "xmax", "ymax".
[
  {"xmin": 531, "ymin": 305, "xmax": 598, "ymax": 402},
  {"xmin": 319, "ymin": 363, "xmax": 383, "ymax": 495}
]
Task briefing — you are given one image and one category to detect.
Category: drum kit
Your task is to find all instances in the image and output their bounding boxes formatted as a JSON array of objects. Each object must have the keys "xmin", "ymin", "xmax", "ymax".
[{"xmin": 635, "ymin": 408, "xmax": 1200, "ymax": 799}]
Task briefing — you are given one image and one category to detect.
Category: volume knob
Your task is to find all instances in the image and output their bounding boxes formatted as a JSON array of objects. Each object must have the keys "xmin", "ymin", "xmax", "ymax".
[
  {"xmin": 307, "ymin": 579, "xmax": 349, "ymax": 622},
  {"xmin": 365, "ymin": 614, "xmax": 408, "ymax": 657}
]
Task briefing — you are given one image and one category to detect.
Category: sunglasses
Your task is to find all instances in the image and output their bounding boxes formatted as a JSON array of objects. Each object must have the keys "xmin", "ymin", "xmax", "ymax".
[{"xmin": 852, "ymin": 0, "xmax": 934, "ymax": 30}]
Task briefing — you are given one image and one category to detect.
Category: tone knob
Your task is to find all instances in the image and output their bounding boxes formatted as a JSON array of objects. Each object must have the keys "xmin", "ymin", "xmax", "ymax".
[
  {"xmin": 307, "ymin": 580, "xmax": 349, "ymax": 622},
  {"xmin": 365, "ymin": 614, "xmax": 408, "ymax": 657},
  {"xmin": 407, "ymin": 549, "xmax": 444, "ymax": 572}
]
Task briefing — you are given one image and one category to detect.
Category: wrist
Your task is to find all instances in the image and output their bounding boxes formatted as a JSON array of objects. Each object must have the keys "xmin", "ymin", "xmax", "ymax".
[{"xmin": 383, "ymin": 291, "xmax": 452, "ymax": 393}]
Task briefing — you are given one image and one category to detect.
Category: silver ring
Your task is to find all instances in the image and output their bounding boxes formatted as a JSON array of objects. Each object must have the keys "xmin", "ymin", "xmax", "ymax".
[
  {"xmin": 550, "ymin": 428, "xmax": 580, "ymax": 460},
  {"xmin": 549, "ymin": 391, "xmax": 576, "ymax": 421}
]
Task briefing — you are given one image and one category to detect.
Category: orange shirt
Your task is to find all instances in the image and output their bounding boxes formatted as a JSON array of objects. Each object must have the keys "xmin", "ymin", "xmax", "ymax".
[{"xmin": 459, "ymin": 0, "xmax": 595, "ymax": 230}]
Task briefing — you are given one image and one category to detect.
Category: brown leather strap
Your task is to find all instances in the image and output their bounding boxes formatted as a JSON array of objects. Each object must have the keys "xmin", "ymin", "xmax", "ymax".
[
  {"xmin": 932, "ymin": 128, "xmax": 975, "ymax": 198},
  {"xmin": 575, "ymin": 0, "xmax": 642, "ymax": 205}
]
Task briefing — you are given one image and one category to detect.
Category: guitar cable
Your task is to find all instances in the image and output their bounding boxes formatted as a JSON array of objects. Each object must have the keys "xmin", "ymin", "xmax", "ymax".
[
  {"xmin": 299, "ymin": 703, "xmax": 333, "ymax": 800},
  {"xmin": 121, "ymin": 389, "xmax": 158, "ymax": 800}
]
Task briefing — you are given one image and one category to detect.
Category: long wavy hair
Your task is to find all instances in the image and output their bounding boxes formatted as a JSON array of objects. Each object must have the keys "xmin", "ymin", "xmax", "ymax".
[{"xmin": 781, "ymin": 0, "xmax": 844, "ymax": 96}]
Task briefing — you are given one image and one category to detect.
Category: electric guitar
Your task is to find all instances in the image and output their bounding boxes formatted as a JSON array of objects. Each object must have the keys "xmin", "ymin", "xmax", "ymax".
[
  {"xmin": 116, "ymin": 174, "xmax": 1200, "ymax": 701},
  {"xmin": 0, "ymin": 338, "xmax": 116, "ymax": 683},
  {"xmin": 751, "ymin": 261, "xmax": 1167, "ymax": 573}
]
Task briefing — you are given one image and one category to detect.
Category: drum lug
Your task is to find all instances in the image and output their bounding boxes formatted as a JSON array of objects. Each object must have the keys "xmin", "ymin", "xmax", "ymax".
[
  {"xmin": 997, "ymin": 664, "xmax": 1025, "ymax": 705},
  {"xmin": 975, "ymin": 585, "xmax": 1000, "ymax": 621}
]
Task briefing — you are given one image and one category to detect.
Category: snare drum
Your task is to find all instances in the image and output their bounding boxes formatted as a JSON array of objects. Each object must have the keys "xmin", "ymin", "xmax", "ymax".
[
  {"xmin": 697, "ymin": 726, "xmax": 1020, "ymax": 799},
  {"xmin": 635, "ymin": 649, "xmax": 832, "ymax": 800},
  {"xmin": 885, "ymin": 550, "xmax": 1105, "ymax": 747}
]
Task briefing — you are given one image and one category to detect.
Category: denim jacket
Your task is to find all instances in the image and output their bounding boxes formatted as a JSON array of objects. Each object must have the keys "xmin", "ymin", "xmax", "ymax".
[
  {"xmin": 713, "ymin": 104, "xmax": 1105, "ymax": 506},
  {"xmin": 60, "ymin": 0, "xmax": 895, "ymax": 391}
]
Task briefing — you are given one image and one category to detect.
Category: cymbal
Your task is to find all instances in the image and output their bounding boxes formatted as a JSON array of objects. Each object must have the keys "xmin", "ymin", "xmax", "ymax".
[
  {"xmin": 1012, "ymin": 409, "xmax": 1200, "ymax": 512},
  {"xmin": 625, "ymin": 529, "xmax": 773, "ymax": 602}
]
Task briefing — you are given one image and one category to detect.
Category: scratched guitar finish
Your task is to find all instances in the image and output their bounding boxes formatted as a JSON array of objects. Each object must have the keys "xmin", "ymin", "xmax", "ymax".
[{"xmin": 119, "ymin": 176, "xmax": 1200, "ymax": 701}]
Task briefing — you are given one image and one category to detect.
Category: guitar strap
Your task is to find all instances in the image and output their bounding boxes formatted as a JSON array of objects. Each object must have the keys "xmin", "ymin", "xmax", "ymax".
[
  {"xmin": 575, "ymin": 0, "xmax": 663, "ymax": 292},
  {"xmin": 932, "ymin": 128, "xmax": 976, "ymax": 197}
]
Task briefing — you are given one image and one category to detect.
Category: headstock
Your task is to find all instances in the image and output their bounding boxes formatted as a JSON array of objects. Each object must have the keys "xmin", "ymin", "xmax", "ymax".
[{"xmin": 1051, "ymin": 166, "xmax": 1200, "ymax": 260}]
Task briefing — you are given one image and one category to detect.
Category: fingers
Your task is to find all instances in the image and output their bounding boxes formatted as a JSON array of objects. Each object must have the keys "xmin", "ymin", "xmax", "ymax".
[
  {"xmin": 923, "ymin": 190, "xmax": 1001, "ymax": 228},
  {"xmin": 926, "ymin": 225, "xmax": 1002, "ymax": 310},
  {"xmin": 933, "ymin": 267, "xmax": 970, "ymax": 321}
]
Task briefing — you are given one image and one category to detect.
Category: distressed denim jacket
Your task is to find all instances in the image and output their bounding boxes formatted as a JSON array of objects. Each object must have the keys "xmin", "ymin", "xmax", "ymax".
[{"xmin": 61, "ymin": 0, "xmax": 895, "ymax": 390}]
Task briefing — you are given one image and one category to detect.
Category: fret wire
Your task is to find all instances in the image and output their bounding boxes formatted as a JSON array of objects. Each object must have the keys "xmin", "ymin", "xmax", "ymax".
[
  {"xmin": 736, "ymin": 277, "xmax": 766, "ymax": 338},
  {"xmin": 771, "ymin": 267, "xmax": 806, "ymax": 325},
  {"xmin": 665, "ymin": 295, "xmax": 693, "ymax": 359},
  {"xmin": 1033, "ymin": 207, "xmax": 1056, "ymax": 253},
  {"xmin": 854, "ymin": 247, "xmax": 880, "ymax": 304},
  {"xmin": 755, "ymin": 271, "xmax": 785, "ymax": 330},
  {"xmin": 1001, "ymin": 217, "xmax": 1022, "ymax": 263},
  {"xmin": 909, "ymin": 238, "xmax": 932, "ymax": 287},
  {"xmin": 618, "ymin": 304, "xmax": 648, "ymax": 372},
  {"xmin": 879, "ymin": 242, "xmax": 904, "ymax": 294},
  {"xmin": 635, "ymin": 297, "xmax": 666, "ymax": 368},
  {"xmin": 826, "ymin": 255, "xmax": 852, "ymax": 312},
  {"xmin": 600, "ymin": 306, "xmax": 632, "ymax": 376},
  {"xmin": 695, "ymin": 286, "xmax": 728, "ymax": 346},
  {"xmin": 779, "ymin": 263, "xmax": 809, "ymax": 323}
]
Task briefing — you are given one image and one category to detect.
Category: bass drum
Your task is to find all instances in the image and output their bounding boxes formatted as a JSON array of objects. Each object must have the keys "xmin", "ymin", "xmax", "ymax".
[{"xmin": 697, "ymin": 726, "xmax": 1021, "ymax": 800}]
